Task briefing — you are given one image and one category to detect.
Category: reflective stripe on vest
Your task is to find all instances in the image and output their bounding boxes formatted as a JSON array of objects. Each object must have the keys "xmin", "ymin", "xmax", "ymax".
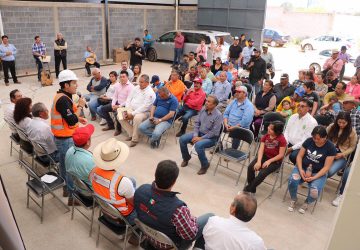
[
  {"xmin": 90, "ymin": 168, "xmax": 133, "ymax": 215},
  {"xmin": 51, "ymin": 93, "xmax": 78, "ymax": 137}
]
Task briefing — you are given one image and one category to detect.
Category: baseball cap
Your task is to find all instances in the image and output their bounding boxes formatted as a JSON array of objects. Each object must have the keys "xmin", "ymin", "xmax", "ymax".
[
  {"xmin": 234, "ymin": 36, "xmax": 239, "ymax": 40},
  {"xmin": 203, "ymin": 62, "xmax": 211, "ymax": 67},
  {"xmin": 235, "ymin": 85, "xmax": 248, "ymax": 94},
  {"xmin": 150, "ymin": 75, "xmax": 160, "ymax": 83},
  {"xmin": 280, "ymin": 73, "xmax": 289, "ymax": 79},
  {"xmin": 248, "ymin": 38, "xmax": 254, "ymax": 42},
  {"xmin": 72, "ymin": 124, "xmax": 95, "ymax": 146},
  {"xmin": 294, "ymin": 86, "xmax": 305, "ymax": 97},
  {"xmin": 223, "ymin": 61, "xmax": 230, "ymax": 66},
  {"xmin": 193, "ymin": 77, "xmax": 203, "ymax": 84}
]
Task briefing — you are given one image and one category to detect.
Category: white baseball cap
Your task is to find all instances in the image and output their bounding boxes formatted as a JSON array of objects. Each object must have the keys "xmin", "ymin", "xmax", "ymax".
[{"xmin": 58, "ymin": 69, "xmax": 79, "ymax": 83}]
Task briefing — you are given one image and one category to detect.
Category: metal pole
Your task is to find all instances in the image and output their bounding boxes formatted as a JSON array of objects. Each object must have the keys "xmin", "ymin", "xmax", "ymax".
[
  {"xmin": 175, "ymin": 0, "xmax": 179, "ymax": 30},
  {"xmin": 104, "ymin": 0, "xmax": 109, "ymax": 59}
]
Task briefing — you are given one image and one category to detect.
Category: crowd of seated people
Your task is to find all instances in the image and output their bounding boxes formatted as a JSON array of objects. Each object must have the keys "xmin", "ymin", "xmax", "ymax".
[{"xmin": 4, "ymin": 35, "xmax": 360, "ymax": 249}]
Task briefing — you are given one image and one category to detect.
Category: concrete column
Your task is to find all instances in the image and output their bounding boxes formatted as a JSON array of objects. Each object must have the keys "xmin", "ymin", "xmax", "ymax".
[{"xmin": 326, "ymin": 143, "xmax": 360, "ymax": 249}]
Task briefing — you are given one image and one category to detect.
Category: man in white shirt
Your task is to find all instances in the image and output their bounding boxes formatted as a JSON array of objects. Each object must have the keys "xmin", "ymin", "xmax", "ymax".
[
  {"xmin": 203, "ymin": 192, "xmax": 266, "ymax": 250},
  {"xmin": 3, "ymin": 89, "xmax": 23, "ymax": 140},
  {"xmin": 284, "ymin": 99, "xmax": 318, "ymax": 164},
  {"xmin": 119, "ymin": 74, "xmax": 155, "ymax": 147},
  {"xmin": 28, "ymin": 102, "xmax": 58, "ymax": 164}
]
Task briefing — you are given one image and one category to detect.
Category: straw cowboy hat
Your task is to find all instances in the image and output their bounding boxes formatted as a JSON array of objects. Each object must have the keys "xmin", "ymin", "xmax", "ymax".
[{"xmin": 93, "ymin": 138, "xmax": 129, "ymax": 171}]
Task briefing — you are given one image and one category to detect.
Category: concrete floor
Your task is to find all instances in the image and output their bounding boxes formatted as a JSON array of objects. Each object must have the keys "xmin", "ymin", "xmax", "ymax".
[{"xmin": 0, "ymin": 57, "xmax": 341, "ymax": 250}]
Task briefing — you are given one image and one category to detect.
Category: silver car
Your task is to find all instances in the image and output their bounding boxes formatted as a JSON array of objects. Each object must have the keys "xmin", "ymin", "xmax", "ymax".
[{"xmin": 146, "ymin": 30, "xmax": 232, "ymax": 63}]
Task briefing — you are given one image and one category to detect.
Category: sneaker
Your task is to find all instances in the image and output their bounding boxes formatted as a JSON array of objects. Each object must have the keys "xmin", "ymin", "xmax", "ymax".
[
  {"xmin": 332, "ymin": 195, "xmax": 343, "ymax": 207},
  {"xmin": 298, "ymin": 203, "xmax": 308, "ymax": 214},
  {"xmin": 288, "ymin": 200, "xmax": 296, "ymax": 212},
  {"xmin": 99, "ymin": 118, "xmax": 107, "ymax": 126}
]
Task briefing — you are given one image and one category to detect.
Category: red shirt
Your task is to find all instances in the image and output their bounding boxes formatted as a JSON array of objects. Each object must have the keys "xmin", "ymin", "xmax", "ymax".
[
  {"xmin": 261, "ymin": 134, "xmax": 287, "ymax": 159},
  {"xmin": 183, "ymin": 88, "xmax": 206, "ymax": 111}
]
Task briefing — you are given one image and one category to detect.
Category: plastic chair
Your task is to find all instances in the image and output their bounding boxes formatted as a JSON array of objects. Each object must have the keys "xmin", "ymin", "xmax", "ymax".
[
  {"xmin": 3, "ymin": 118, "xmax": 20, "ymax": 156},
  {"xmin": 135, "ymin": 218, "xmax": 178, "ymax": 250},
  {"xmin": 69, "ymin": 173, "xmax": 97, "ymax": 237},
  {"xmin": 214, "ymin": 127, "xmax": 254, "ymax": 185},
  {"xmin": 19, "ymin": 158, "xmax": 69, "ymax": 223},
  {"xmin": 94, "ymin": 195, "xmax": 140, "ymax": 249}
]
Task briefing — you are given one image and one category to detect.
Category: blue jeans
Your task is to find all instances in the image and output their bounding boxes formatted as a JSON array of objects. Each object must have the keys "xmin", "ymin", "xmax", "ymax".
[
  {"xmin": 179, "ymin": 133, "xmax": 217, "ymax": 168},
  {"xmin": 288, "ymin": 167, "xmax": 327, "ymax": 204},
  {"xmin": 84, "ymin": 93, "xmax": 100, "ymax": 119},
  {"xmin": 54, "ymin": 137, "xmax": 74, "ymax": 192},
  {"xmin": 327, "ymin": 158, "xmax": 347, "ymax": 178},
  {"xmin": 339, "ymin": 167, "xmax": 350, "ymax": 195},
  {"xmin": 178, "ymin": 213, "xmax": 214, "ymax": 250},
  {"xmin": 176, "ymin": 105, "xmax": 198, "ymax": 132},
  {"xmin": 173, "ymin": 48, "xmax": 183, "ymax": 65},
  {"xmin": 33, "ymin": 55, "xmax": 43, "ymax": 81},
  {"xmin": 139, "ymin": 119, "xmax": 172, "ymax": 142}
]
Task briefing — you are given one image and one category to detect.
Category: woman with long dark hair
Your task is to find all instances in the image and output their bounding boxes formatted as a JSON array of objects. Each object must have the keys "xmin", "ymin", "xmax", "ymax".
[
  {"xmin": 14, "ymin": 97, "xmax": 32, "ymax": 131},
  {"xmin": 326, "ymin": 111, "xmax": 357, "ymax": 178},
  {"xmin": 287, "ymin": 126, "xmax": 336, "ymax": 214}
]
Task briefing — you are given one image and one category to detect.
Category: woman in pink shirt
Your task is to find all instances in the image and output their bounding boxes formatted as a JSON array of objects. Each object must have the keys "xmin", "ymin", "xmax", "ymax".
[
  {"xmin": 196, "ymin": 39, "xmax": 208, "ymax": 62},
  {"xmin": 345, "ymin": 76, "xmax": 360, "ymax": 101}
]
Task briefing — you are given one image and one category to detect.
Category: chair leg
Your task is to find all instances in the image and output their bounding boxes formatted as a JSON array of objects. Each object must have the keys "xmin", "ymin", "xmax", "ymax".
[
  {"xmin": 123, "ymin": 225, "xmax": 129, "ymax": 250},
  {"xmin": 71, "ymin": 194, "xmax": 75, "ymax": 220},
  {"xmin": 41, "ymin": 195, "xmax": 44, "ymax": 224},
  {"xmin": 283, "ymin": 185, "xmax": 289, "ymax": 202},
  {"xmin": 213, "ymin": 158, "xmax": 221, "ymax": 176},
  {"xmin": 26, "ymin": 188, "xmax": 30, "ymax": 208},
  {"xmin": 89, "ymin": 199, "xmax": 96, "ymax": 237}
]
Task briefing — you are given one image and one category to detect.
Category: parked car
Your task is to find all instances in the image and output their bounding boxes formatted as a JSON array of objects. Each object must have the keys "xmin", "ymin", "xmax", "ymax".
[
  {"xmin": 262, "ymin": 28, "xmax": 290, "ymax": 47},
  {"xmin": 300, "ymin": 35, "xmax": 356, "ymax": 51},
  {"xmin": 307, "ymin": 49, "xmax": 357, "ymax": 80},
  {"xmin": 146, "ymin": 30, "xmax": 232, "ymax": 63}
]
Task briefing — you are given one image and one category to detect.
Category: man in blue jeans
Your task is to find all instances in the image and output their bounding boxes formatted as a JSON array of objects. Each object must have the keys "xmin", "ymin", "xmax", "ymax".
[
  {"xmin": 139, "ymin": 87, "xmax": 178, "ymax": 148},
  {"xmin": 179, "ymin": 95, "xmax": 223, "ymax": 175}
]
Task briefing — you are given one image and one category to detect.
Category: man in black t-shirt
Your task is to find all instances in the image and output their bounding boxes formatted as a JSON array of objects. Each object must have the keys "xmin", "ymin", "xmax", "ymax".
[
  {"xmin": 124, "ymin": 37, "xmax": 145, "ymax": 69},
  {"xmin": 227, "ymin": 36, "xmax": 242, "ymax": 70}
]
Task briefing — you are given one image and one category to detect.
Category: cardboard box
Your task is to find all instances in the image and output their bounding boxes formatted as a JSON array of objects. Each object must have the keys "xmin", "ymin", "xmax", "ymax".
[{"xmin": 113, "ymin": 48, "xmax": 129, "ymax": 63}]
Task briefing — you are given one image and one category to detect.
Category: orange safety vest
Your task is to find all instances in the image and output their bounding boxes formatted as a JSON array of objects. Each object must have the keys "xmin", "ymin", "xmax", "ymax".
[
  {"xmin": 51, "ymin": 93, "xmax": 78, "ymax": 137},
  {"xmin": 89, "ymin": 167, "xmax": 133, "ymax": 216}
]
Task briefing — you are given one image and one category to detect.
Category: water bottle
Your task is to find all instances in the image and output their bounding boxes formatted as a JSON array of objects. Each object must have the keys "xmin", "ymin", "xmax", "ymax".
[{"xmin": 305, "ymin": 164, "xmax": 313, "ymax": 178}]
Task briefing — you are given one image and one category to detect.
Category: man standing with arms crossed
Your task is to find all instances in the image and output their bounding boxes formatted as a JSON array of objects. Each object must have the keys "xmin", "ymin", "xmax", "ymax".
[{"xmin": 51, "ymin": 69, "xmax": 87, "ymax": 202}]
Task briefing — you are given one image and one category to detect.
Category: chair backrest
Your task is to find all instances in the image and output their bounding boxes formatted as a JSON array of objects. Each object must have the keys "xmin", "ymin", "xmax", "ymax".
[
  {"xmin": 134, "ymin": 218, "xmax": 178, "ymax": 250},
  {"xmin": 228, "ymin": 127, "xmax": 254, "ymax": 146},
  {"xmin": 69, "ymin": 173, "xmax": 93, "ymax": 198},
  {"xmin": 30, "ymin": 141, "xmax": 48, "ymax": 157},
  {"xmin": 15, "ymin": 126, "xmax": 31, "ymax": 142},
  {"xmin": 94, "ymin": 195, "xmax": 129, "ymax": 222}
]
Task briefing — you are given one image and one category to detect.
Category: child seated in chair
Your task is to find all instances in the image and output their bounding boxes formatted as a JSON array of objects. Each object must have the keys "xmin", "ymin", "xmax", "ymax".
[{"xmin": 243, "ymin": 121, "xmax": 286, "ymax": 193}]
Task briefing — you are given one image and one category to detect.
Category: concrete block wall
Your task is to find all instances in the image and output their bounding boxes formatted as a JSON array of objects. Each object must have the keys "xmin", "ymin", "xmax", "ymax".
[
  {"xmin": 0, "ymin": 1, "xmax": 197, "ymax": 71},
  {"xmin": 109, "ymin": 7, "xmax": 144, "ymax": 51},
  {"xmin": 58, "ymin": 7, "xmax": 104, "ymax": 64},
  {"xmin": 1, "ymin": 5, "xmax": 55, "ymax": 71}
]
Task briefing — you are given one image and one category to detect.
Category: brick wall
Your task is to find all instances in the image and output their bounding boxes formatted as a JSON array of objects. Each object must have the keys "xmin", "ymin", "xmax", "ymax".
[{"xmin": 0, "ymin": 1, "xmax": 198, "ymax": 71}]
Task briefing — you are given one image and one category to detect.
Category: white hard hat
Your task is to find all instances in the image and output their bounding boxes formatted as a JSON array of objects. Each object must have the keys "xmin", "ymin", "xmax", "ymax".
[{"xmin": 58, "ymin": 69, "xmax": 78, "ymax": 83}]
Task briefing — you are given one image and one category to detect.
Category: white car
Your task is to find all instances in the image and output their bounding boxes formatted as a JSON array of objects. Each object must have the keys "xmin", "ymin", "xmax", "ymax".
[
  {"xmin": 300, "ymin": 35, "xmax": 356, "ymax": 51},
  {"xmin": 307, "ymin": 49, "xmax": 357, "ymax": 80},
  {"xmin": 146, "ymin": 30, "xmax": 232, "ymax": 63}
]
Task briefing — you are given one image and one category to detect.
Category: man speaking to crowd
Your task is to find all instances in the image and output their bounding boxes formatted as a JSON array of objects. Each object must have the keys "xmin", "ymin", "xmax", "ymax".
[{"xmin": 51, "ymin": 69, "xmax": 87, "ymax": 204}]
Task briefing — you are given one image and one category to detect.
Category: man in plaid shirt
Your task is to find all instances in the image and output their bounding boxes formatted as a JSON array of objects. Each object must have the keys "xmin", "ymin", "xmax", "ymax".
[
  {"xmin": 342, "ymin": 96, "xmax": 360, "ymax": 137},
  {"xmin": 32, "ymin": 35, "xmax": 46, "ymax": 82},
  {"xmin": 134, "ymin": 160, "xmax": 213, "ymax": 249}
]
